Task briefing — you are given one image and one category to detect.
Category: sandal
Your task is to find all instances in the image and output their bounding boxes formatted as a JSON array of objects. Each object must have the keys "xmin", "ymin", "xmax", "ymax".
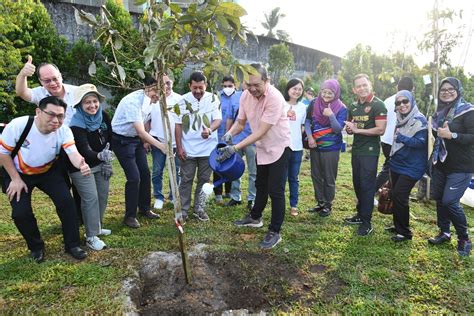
[{"xmin": 290, "ymin": 207, "xmax": 298, "ymax": 216}]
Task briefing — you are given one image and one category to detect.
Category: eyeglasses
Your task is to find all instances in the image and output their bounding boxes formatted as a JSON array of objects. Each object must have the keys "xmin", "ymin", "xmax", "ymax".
[
  {"xmin": 40, "ymin": 108, "xmax": 65, "ymax": 121},
  {"xmin": 395, "ymin": 99, "xmax": 410, "ymax": 107},
  {"xmin": 40, "ymin": 77, "xmax": 61, "ymax": 85},
  {"xmin": 440, "ymin": 87, "xmax": 456, "ymax": 94}
]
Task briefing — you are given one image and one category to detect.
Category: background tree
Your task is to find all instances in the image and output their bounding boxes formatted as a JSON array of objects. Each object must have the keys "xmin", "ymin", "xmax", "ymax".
[
  {"xmin": 268, "ymin": 43, "xmax": 294, "ymax": 91},
  {"xmin": 261, "ymin": 7, "xmax": 290, "ymax": 41}
]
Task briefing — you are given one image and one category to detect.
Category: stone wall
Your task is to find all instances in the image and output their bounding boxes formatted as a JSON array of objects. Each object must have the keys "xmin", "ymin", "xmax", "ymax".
[{"xmin": 42, "ymin": 1, "xmax": 341, "ymax": 77}]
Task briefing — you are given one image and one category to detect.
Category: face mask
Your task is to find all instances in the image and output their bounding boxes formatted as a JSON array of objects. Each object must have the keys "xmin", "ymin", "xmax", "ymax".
[{"xmin": 223, "ymin": 87, "xmax": 235, "ymax": 96}]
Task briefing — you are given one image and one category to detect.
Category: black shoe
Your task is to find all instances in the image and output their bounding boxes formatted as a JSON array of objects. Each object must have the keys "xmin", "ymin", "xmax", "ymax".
[
  {"xmin": 457, "ymin": 239, "xmax": 472, "ymax": 257},
  {"xmin": 344, "ymin": 214, "xmax": 363, "ymax": 225},
  {"xmin": 428, "ymin": 232, "xmax": 451, "ymax": 245},
  {"xmin": 226, "ymin": 199, "xmax": 242, "ymax": 207},
  {"xmin": 123, "ymin": 217, "xmax": 140, "ymax": 228},
  {"xmin": 319, "ymin": 206, "xmax": 332, "ymax": 217},
  {"xmin": 384, "ymin": 226, "xmax": 397, "ymax": 233},
  {"xmin": 30, "ymin": 249, "xmax": 45, "ymax": 263},
  {"xmin": 139, "ymin": 210, "xmax": 160, "ymax": 219},
  {"xmin": 357, "ymin": 223, "xmax": 373, "ymax": 236},
  {"xmin": 308, "ymin": 203, "xmax": 325, "ymax": 213},
  {"xmin": 391, "ymin": 234, "xmax": 412, "ymax": 242},
  {"xmin": 66, "ymin": 247, "xmax": 87, "ymax": 260},
  {"xmin": 247, "ymin": 200, "xmax": 254, "ymax": 211}
]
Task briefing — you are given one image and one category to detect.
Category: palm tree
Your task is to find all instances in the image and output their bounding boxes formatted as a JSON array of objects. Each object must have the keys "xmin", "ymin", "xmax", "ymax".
[{"xmin": 261, "ymin": 7, "xmax": 287, "ymax": 40}]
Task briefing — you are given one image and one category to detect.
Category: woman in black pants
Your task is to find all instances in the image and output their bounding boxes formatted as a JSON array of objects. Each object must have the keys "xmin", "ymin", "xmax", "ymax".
[{"xmin": 387, "ymin": 90, "xmax": 427, "ymax": 242}]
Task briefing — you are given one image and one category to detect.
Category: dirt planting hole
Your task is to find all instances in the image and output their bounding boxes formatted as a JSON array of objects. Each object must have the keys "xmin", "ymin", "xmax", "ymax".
[{"xmin": 126, "ymin": 244, "xmax": 340, "ymax": 315}]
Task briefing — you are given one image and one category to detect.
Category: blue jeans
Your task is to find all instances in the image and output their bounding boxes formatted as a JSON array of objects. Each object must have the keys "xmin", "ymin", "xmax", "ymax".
[
  {"xmin": 431, "ymin": 167, "xmax": 472, "ymax": 239},
  {"xmin": 230, "ymin": 145, "xmax": 257, "ymax": 202},
  {"xmin": 351, "ymin": 155, "xmax": 378, "ymax": 224},
  {"xmin": 112, "ymin": 133, "xmax": 151, "ymax": 219},
  {"xmin": 151, "ymin": 142, "xmax": 180, "ymax": 201},
  {"xmin": 287, "ymin": 150, "xmax": 303, "ymax": 207}
]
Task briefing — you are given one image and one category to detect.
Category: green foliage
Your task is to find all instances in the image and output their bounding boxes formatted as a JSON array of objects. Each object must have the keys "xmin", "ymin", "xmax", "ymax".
[
  {"xmin": 62, "ymin": 39, "xmax": 96, "ymax": 85},
  {"xmin": 316, "ymin": 58, "xmax": 335, "ymax": 83},
  {"xmin": 0, "ymin": 0, "xmax": 69, "ymax": 122},
  {"xmin": 268, "ymin": 43, "xmax": 294, "ymax": 87}
]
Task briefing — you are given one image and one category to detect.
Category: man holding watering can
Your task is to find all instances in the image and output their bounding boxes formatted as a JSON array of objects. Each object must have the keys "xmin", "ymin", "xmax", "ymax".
[{"xmin": 219, "ymin": 63, "xmax": 291, "ymax": 249}]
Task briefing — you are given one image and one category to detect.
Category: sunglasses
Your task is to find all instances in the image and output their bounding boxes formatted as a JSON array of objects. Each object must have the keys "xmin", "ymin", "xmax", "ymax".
[{"xmin": 395, "ymin": 99, "xmax": 410, "ymax": 107}]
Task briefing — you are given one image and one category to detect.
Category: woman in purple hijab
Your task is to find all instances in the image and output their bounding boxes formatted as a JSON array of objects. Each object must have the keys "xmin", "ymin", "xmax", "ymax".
[{"xmin": 304, "ymin": 79, "xmax": 347, "ymax": 217}]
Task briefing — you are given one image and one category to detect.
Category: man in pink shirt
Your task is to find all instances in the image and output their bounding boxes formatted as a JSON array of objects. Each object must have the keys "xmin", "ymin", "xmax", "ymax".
[{"xmin": 219, "ymin": 63, "xmax": 291, "ymax": 249}]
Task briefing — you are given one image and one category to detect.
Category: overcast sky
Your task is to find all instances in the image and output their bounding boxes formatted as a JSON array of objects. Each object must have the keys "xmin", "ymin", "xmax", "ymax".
[{"xmin": 237, "ymin": 0, "xmax": 474, "ymax": 75}]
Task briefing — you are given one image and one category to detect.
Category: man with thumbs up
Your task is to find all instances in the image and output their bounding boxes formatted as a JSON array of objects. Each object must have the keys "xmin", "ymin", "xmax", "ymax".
[
  {"xmin": 0, "ymin": 96, "xmax": 90, "ymax": 262},
  {"xmin": 15, "ymin": 55, "xmax": 78, "ymax": 126}
]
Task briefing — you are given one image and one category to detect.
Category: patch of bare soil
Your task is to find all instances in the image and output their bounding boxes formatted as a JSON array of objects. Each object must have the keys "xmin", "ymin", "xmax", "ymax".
[{"xmin": 128, "ymin": 246, "xmax": 345, "ymax": 315}]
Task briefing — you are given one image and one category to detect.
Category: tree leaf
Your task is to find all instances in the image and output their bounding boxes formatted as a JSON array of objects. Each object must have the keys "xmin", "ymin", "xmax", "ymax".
[
  {"xmin": 182, "ymin": 115, "xmax": 190, "ymax": 134},
  {"xmin": 74, "ymin": 7, "xmax": 85, "ymax": 26},
  {"xmin": 137, "ymin": 68, "xmax": 145, "ymax": 79},
  {"xmin": 88, "ymin": 61, "xmax": 97, "ymax": 76},
  {"xmin": 215, "ymin": 2, "xmax": 247, "ymax": 18},
  {"xmin": 197, "ymin": 114, "xmax": 202, "ymax": 129},
  {"xmin": 173, "ymin": 104, "xmax": 181, "ymax": 116},
  {"xmin": 192, "ymin": 115, "xmax": 197, "ymax": 131},
  {"xmin": 216, "ymin": 30, "xmax": 226, "ymax": 47},
  {"xmin": 117, "ymin": 64, "xmax": 126, "ymax": 82},
  {"xmin": 134, "ymin": 0, "xmax": 147, "ymax": 5},
  {"xmin": 202, "ymin": 114, "xmax": 210, "ymax": 128},
  {"xmin": 169, "ymin": 3, "xmax": 182, "ymax": 14},
  {"xmin": 185, "ymin": 99, "xmax": 194, "ymax": 114}
]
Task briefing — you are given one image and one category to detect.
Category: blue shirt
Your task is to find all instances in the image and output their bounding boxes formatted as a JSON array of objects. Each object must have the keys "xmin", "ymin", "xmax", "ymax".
[
  {"xmin": 217, "ymin": 90, "xmax": 241, "ymax": 139},
  {"xmin": 225, "ymin": 91, "xmax": 253, "ymax": 144}
]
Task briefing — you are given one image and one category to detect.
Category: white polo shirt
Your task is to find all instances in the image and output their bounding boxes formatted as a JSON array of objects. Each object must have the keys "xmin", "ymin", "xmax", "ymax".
[
  {"xmin": 30, "ymin": 84, "xmax": 78, "ymax": 126},
  {"xmin": 150, "ymin": 92, "xmax": 182, "ymax": 147}
]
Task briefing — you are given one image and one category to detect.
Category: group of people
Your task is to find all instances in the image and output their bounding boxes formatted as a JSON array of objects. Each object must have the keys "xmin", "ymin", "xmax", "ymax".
[{"xmin": 0, "ymin": 57, "xmax": 472, "ymax": 264}]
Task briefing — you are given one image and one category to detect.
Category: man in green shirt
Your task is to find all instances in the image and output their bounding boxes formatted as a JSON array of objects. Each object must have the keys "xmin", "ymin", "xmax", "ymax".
[{"xmin": 344, "ymin": 74, "xmax": 387, "ymax": 236}]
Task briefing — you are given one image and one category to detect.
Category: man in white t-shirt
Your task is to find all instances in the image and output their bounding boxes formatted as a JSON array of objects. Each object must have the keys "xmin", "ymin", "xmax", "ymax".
[
  {"xmin": 175, "ymin": 72, "xmax": 222, "ymax": 221},
  {"xmin": 15, "ymin": 56, "xmax": 78, "ymax": 126},
  {"xmin": 0, "ymin": 96, "xmax": 90, "ymax": 263},
  {"xmin": 149, "ymin": 74, "xmax": 182, "ymax": 209}
]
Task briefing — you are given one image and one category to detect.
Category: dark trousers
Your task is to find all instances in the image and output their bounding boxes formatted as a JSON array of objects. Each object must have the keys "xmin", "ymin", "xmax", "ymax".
[
  {"xmin": 213, "ymin": 172, "xmax": 231, "ymax": 196},
  {"xmin": 351, "ymin": 155, "xmax": 379, "ymax": 224},
  {"xmin": 6, "ymin": 165, "xmax": 81, "ymax": 252},
  {"xmin": 430, "ymin": 168, "xmax": 471, "ymax": 240},
  {"xmin": 375, "ymin": 142, "xmax": 392, "ymax": 192},
  {"xmin": 112, "ymin": 133, "xmax": 151, "ymax": 219},
  {"xmin": 390, "ymin": 171, "xmax": 417, "ymax": 238},
  {"xmin": 251, "ymin": 147, "xmax": 290, "ymax": 233}
]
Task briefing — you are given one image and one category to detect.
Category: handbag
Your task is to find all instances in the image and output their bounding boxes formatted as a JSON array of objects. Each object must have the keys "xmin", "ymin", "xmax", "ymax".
[
  {"xmin": 377, "ymin": 180, "xmax": 393, "ymax": 215},
  {"xmin": 1, "ymin": 116, "xmax": 34, "ymax": 193},
  {"xmin": 302, "ymin": 130, "xmax": 309, "ymax": 149}
]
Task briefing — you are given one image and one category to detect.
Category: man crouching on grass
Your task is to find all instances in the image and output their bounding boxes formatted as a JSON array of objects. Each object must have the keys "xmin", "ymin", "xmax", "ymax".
[{"xmin": 0, "ymin": 96, "xmax": 90, "ymax": 263}]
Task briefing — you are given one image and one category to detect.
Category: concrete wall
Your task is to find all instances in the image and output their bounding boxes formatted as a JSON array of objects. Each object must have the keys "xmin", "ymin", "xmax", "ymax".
[{"xmin": 41, "ymin": 1, "xmax": 341, "ymax": 78}]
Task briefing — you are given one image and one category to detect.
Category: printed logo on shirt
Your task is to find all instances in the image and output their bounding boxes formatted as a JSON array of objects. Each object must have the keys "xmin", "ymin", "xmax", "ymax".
[
  {"xmin": 364, "ymin": 105, "xmax": 372, "ymax": 114},
  {"xmin": 21, "ymin": 139, "xmax": 31, "ymax": 148}
]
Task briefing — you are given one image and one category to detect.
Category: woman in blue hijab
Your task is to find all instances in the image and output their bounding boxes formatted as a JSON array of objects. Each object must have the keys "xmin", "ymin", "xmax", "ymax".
[
  {"xmin": 68, "ymin": 84, "xmax": 113, "ymax": 251},
  {"xmin": 428, "ymin": 77, "xmax": 474, "ymax": 257}
]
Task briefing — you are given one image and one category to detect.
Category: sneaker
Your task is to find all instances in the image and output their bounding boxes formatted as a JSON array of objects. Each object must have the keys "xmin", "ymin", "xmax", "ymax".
[
  {"xmin": 193, "ymin": 210, "xmax": 210, "ymax": 222},
  {"xmin": 384, "ymin": 226, "xmax": 396, "ymax": 233},
  {"xmin": 308, "ymin": 203, "xmax": 325, "ymax": 213},
  {"xmin": 457, "ymin": 239, "xmax": 472, "ymax": 257},
  {"xmin": 226, "ymin": 199, "xmax": 242, "ymax": 207},
  {"xmin": 344, "ymin": 214, "xmax": 363, "ymax": 225},
  {"xmin": 234, "ymin": 213, "xmax": 263, "ymax": 228},
  {"xmin": 260, "ymin": 231, "xmax": 282, "ymax": 249},
  {"xmin": 99, "ymin": 228, "xmax": 112, "ymax": 236},
  {"xmin": 357, "ymin": 223, "xmax": 373, "ymax": 236},
  {"xmin": 247, "ymin": 200, "xmax": 254, "ymax": 211},
  {"xmin": 154, "ymin": 199, "xmax": 164, "ymax": 210},
  {"xmin": 86, "ymin": 236, "xmax": 107, "ymax": 251},
  {"xmin": 428, "ymin": 232, "xmax": 451, "ymax": 245},
  {"xmin": 215, "ymin": 195, "xmax": 224, "ymax": 204},
  {"xmin": 319, "ymin": 206, "xmax": 332, "ymax": 217}
]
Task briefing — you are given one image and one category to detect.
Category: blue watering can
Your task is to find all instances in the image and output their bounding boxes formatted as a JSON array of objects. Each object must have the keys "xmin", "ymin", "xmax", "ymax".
[{"xmin": 208, "ymin": 143, "xmax": 245, "ymax": 187}]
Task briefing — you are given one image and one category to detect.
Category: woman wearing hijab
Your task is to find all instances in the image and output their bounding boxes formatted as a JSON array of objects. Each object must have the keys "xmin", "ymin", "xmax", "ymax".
[
  {"xmin": 428, "ymin": 77, "xmax": 474, "ymax": 257},
  {"xmin": 305, "ymin": 79, "xmax": 347, "ymax": 217},
  {"xmin": 68, "ymin": 84, "xmax": 113, "ymax": 251},
  {"xmin": 387, "ymin": 90, "xmax": 427, "ymax": 242}
]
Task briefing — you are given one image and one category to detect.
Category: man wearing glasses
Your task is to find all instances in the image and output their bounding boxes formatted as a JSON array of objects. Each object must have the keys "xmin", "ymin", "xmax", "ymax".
[
  {"xmin": 15, "ymin": 56, "xmax": 78, "ymax": 126},
  {"xmin": 0, "ymin": 96, "xmax": 90, "ymax": 262}
]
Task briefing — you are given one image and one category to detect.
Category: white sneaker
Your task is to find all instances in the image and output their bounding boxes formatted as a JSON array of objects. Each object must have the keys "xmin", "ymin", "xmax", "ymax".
[
  {"xmin": 99, "ymin": 228, "xmax": 112, "ymax": 236},
  {"xmin": 154, "ymin": 199, "xmax": 164, "ymax": 209},
  {"xmin": 86, "ymin": 236, "xmax": 107, "ymax": 251}
]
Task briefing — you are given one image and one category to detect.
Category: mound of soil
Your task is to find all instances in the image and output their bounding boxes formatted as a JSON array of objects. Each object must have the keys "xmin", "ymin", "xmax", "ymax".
[{"xmin": 127, "ymin": 245, "xmax": 344, "ymax": 315}]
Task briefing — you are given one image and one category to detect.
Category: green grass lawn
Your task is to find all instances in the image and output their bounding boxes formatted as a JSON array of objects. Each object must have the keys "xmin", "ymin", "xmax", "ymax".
[{"xmin": 0, "ymin": 151, "xmax": 472, "ymax": 314}]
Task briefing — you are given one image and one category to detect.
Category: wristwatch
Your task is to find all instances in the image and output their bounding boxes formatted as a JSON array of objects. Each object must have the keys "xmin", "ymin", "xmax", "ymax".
[{"xmin": 451, "ymin": 132, "xmax": 458, "ymax": 139}]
